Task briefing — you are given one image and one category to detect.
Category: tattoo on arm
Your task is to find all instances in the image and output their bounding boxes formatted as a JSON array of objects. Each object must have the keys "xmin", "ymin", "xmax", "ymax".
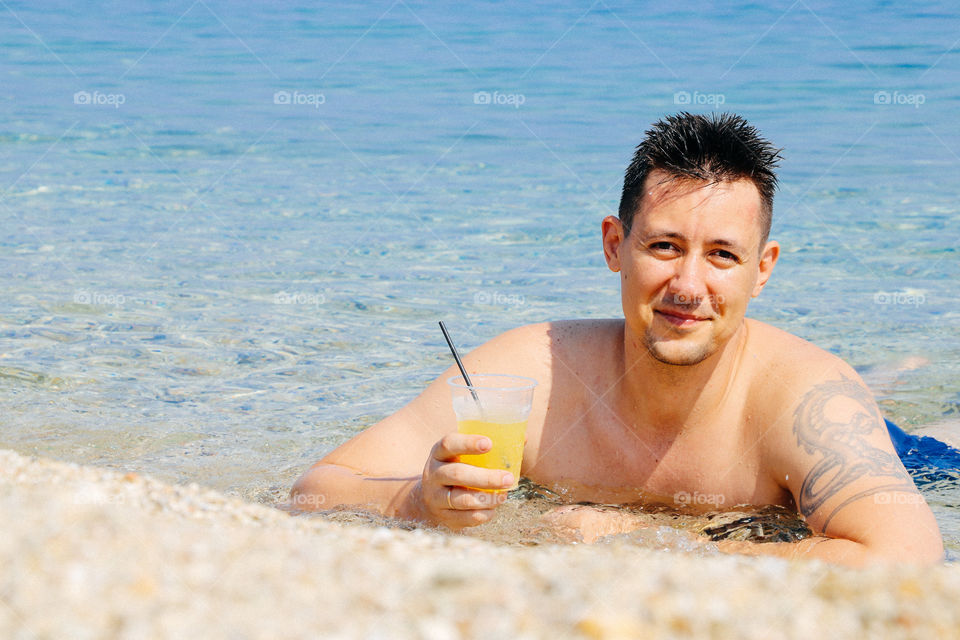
[{"xmin": 792, "ymin": 375, "xmax": 918, "ymax": 533}]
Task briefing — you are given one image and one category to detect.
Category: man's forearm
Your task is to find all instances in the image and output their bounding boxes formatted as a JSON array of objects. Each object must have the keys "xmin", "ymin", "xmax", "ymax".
[
  {"xmin": 289, "ymin": 463, "xmax": 426, "ymax": 522},
  {"xmin": 717, "ymin": 536, "xmax": 882, "ymax": 567}
]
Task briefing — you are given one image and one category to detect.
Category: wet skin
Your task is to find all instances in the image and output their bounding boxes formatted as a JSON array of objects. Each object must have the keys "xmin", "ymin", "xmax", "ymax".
[{"xmin": 292, "ymin": 171, "xmax": 944, "ymax": 566}]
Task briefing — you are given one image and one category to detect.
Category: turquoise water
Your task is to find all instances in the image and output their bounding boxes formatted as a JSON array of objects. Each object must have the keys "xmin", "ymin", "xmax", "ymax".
[{"xmin": 1, "ymin": 2, "xmax": 958, "ymax": 550}]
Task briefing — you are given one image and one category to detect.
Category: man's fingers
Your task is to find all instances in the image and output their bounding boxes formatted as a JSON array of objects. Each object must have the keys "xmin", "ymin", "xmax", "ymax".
[
  {"xmin": 438, "ymin": 488, "xmax": 507, "ymax": 529},
  {"xmin": 431, "ymin": 461, "xmax": 514, "ymax": 492},
  {"xmin": 441, "ymin": 507, "xmax": 499, "ymax": 529},
  {"xmin": 444, "ymin": 486, "xmax": 508, "ymax": 511},
  {"xmin": 432, "ymin": 432, "xmax": 492, "ymax": 461},
  {"xmin": 421, "ymin": 433, "xmax": 514, "ymax": 530}
]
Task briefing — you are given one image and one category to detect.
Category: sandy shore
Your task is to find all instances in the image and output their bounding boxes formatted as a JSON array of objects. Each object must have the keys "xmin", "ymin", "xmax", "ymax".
[{"xmin": 2, "ymin": 449, "xmax": 959, "ymax": 639}]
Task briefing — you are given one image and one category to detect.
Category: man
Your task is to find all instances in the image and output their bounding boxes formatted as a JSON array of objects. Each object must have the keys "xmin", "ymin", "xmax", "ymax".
[{"xmin": 292, "ymin": 112, "xmax": 943, "ymax": 566}]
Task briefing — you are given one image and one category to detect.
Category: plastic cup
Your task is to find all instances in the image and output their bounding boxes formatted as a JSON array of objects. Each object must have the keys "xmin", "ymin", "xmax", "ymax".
[{"xmin": 447, "ymin": 374, "xmax": 537, "ymax": 490}]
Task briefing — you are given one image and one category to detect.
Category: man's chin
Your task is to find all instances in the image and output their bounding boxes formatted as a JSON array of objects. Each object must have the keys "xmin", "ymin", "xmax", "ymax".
[{"xmin": 644, "ymin": 340, "xmax": 713, "ymax": 367}]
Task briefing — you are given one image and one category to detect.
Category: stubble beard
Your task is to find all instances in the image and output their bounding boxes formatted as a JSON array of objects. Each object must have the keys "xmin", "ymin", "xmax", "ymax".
[{"xmin": 642, "ymin": 331, "xmax": 714, "ymax": 367}]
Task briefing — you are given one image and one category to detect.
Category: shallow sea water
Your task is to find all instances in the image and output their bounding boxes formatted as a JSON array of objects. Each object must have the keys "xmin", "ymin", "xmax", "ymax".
[{"xmin": 1, "ymin": 2, "xmax": 959, "ymax": 555}]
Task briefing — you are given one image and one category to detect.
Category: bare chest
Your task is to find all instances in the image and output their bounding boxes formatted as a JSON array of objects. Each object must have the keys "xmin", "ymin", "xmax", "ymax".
[{"xmin": 524, "ymin": 404, "xmax": 785, "ymax": 508}]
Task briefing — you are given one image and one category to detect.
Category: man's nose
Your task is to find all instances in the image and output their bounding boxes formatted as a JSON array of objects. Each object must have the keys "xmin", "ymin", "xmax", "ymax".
[{"xmin": 668, "ymin": 255, "xmax": 708, "ymax": 305}]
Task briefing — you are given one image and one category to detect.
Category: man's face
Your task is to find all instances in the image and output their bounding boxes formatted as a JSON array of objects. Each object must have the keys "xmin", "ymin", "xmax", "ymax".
[{"xmin": 603, "ymin": 170, "xmax": 779, "ymax": 366}]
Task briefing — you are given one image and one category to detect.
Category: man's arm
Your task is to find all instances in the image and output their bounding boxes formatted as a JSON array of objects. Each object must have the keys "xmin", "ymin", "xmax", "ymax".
[
  {"xmin": 289, "ymin": 367, "xmax": 515, "ymax": 528},
  {"xmin": 289, "ymin": 324, "xmax": 549, "ymax": 528},
  {"xmin": 539, "ymin": 370, "xmax": 944, "ymax": 565},
  {"xmin": 714, "ymin": 535, "xmax": 888, "ymax": 565},
  {"xmin": 746, "ymin": 371, "xmax": 944, "ymax": 566}
]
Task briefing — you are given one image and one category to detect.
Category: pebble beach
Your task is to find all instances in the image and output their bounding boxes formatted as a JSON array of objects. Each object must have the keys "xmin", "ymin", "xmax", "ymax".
[
  {"xmin": 3, "ymin": 448, "xmax": 959, "ymax": 639},
  {"xmin": 5, "ymin": 3, "xmax": 960, "ymax": 639}
]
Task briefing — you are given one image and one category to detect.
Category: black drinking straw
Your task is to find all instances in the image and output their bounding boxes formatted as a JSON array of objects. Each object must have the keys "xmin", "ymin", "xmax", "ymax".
[{"xmin": 438, "ymin": 321, "xmax": 480, "ymax": 405}]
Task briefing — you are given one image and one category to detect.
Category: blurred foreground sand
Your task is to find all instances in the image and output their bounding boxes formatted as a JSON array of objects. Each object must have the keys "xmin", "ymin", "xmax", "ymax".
[{"xmin": 2, "ymin": 448, "xmax": 959, "ymax": 639}]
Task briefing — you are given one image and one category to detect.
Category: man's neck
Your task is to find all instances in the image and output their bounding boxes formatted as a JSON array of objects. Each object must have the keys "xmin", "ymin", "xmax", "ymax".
[{"xmin": 615, "ymin": 321, "xmax": 748, "ymax": 435}]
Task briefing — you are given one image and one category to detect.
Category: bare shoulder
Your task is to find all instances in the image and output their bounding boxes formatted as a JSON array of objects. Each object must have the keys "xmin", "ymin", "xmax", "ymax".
[
  {"xmin": 458, "ymin": 321, "xmax": 551, "ymax": 378},
  {"xmin": 463, "ymin": 319, "xmax": 622, "ymax": 436},
  {"xmin": 463, "ymin": 319, "xmax": 622, "ymax": 376},
  {"xmin": 747, "ymin": 317, "xmax": 876, "ymax": 483},
  {"xmin": 746, "ymin": 318, "xmax": 844, "ymax": 367},
  {"xmin": 545, "ymin": 318, "xmax": 623, "ymax": 355},
  {"xmin": 745, "ymin": 320, "xmax": 942, "ymax": 559},
  {"xmin": 491, "ymin": 318, "xmax": 621, "ymax": 346},
  {"xmin": 745, "ymin": 318, "xmax": 859, "ymax": 396}
]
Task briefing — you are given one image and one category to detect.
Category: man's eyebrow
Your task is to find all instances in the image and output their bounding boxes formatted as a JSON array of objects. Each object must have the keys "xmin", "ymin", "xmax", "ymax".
[
  {"xmin": 642, "ymin": 230, "xmax": 684, "ymax": 240},
  {"xmin": 641, "ymin": 231, "xmax": 748, "ymax": 253},
  {"xmin": 711, "ymin": 238, "xmax": 747, "ymax": 252}
]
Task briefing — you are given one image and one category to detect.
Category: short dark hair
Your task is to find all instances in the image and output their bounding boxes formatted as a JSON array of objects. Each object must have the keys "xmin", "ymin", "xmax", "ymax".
[{"xmin": 618, "ymin": 112, "xmax": 782, "ymax": 244}]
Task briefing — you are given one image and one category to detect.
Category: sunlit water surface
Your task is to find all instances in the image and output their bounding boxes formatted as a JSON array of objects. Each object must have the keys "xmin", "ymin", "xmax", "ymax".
[{"xmin": 1, "ymin": 1, "xmax": 959, "ymax": 555}]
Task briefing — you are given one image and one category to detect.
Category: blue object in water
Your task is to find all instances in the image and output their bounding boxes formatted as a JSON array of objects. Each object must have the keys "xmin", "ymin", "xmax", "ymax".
[{"xmin": 887, "ymin": 419, "xmax": 960, "ymax": 487}]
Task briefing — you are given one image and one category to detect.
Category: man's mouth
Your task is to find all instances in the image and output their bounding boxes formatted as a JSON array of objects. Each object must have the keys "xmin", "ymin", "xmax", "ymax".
[{"xmin": 655, "ymin": 308, "xmax": 710, "ymax": 328}]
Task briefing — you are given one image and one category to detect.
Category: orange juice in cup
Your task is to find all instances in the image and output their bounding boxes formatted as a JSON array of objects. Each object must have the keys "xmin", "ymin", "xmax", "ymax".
[{"xmin": 448, "ymin": 374, "xmax": 537, "ymax": 491}]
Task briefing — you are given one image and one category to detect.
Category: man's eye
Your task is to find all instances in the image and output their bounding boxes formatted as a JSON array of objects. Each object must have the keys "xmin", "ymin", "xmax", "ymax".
[
  {"xmin": 650, "ymin": 242, "xmax": 675, "ymax": 251},
  {"xmin": 713, "ymin": 250, "xmax": 740, "ymax": 263}
]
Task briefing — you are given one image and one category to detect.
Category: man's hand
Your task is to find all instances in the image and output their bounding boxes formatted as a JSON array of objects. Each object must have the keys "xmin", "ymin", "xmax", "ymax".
[{"xmin": 419, "ymin": 433, "xmax": 515, "ymax": 530}]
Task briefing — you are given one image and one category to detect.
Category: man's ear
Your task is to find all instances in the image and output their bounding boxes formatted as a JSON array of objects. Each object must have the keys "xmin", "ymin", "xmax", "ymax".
[
  {"xmin": 752, "ymin": 240, "xmax": 780, "ymax": 297},
  {"xmin": 602, "ymin": 216, "xmax": 625, "ymax": 273}
]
